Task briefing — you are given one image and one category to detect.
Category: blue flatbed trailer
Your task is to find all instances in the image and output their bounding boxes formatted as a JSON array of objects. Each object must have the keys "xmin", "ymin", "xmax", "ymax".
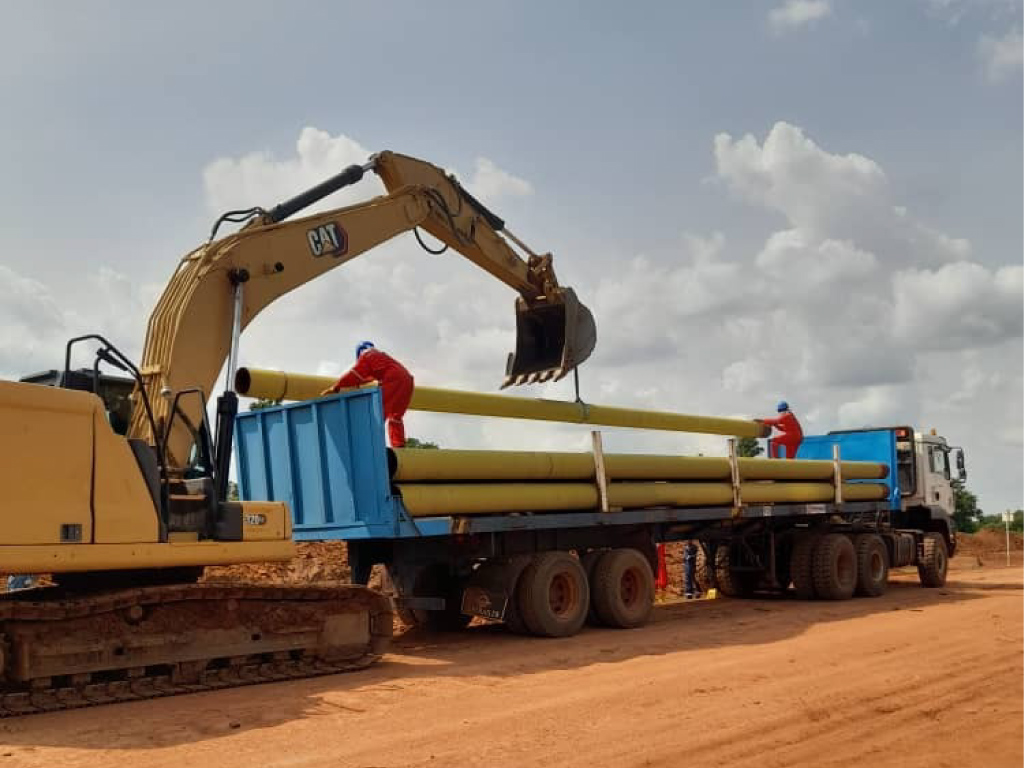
[{"xmin": 235, "ymin": 390, "xmax": 955, "ymax": 636}]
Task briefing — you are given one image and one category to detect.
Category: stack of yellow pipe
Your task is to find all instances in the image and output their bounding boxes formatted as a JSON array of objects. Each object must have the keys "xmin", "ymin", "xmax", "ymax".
[
  {"xmin": 390, "ymin": 448, "xmax": 888, "ymax": 518},
  {"xmin": 235, "ymin": 367, "xmax": 889, "ymax": 519}
]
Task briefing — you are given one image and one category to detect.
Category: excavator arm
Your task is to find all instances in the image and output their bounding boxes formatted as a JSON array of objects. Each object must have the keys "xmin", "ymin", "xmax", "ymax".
[{"xmin": 129, "ymin": 151, "xmax": 596, "ymax": 471}]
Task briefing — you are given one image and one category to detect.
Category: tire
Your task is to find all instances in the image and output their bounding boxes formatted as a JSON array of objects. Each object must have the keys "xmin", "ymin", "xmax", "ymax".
[
  {"xmin": 812, "ymin": 533, "xmax": 857, "ymax": 600},
  {"xmin": 917, "ymin": 532, "xmax": 948, "ymax": 588},
  {"xmin": 581, "ymin": 550, "xmax": 607, "ymax": 626},
  {"xmin": 854, "ymin": 534, "xmax": 889, "ymax": 597},
  {"xmin": 694, "ymin": 545, "xmax": 710, "ymax": 594},
  {"xmin": 713, "ymin": 546, "xmax": 759, "ymax": 598},
  {"xmin": 591, "ymin": 549, "xmax": 654, "ymax": 629},
  {"xmin": 516, "ymin": 552, "xmax": 589, "ymax": 637},
  {"xmin": 790, "ymin": 533, "xmax": 820, "ymax": 600}
]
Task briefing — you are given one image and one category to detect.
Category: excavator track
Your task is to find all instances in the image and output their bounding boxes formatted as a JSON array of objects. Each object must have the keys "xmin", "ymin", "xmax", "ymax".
[{"xmin": 0, "ymin": 582, "xmax": 392, "ymax": 717}]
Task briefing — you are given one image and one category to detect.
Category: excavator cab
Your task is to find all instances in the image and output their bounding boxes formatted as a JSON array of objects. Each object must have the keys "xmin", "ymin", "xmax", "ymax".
[{"xmin": 504, "ymin": 287, "xmax": 597, "ymax": 386}]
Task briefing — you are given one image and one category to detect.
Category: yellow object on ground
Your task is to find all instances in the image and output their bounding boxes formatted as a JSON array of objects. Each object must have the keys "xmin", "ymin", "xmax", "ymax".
[{"xmin": 236, "ymin": 367, "xmax": 770, "ymax": 439}]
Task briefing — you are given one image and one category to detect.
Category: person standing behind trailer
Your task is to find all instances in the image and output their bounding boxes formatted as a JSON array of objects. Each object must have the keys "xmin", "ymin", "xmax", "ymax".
[
  {"xmin": 682, "ymin": 541, "xmax": 699, "ymax": 599},
  {"xmin": 760, "ymin": 401, "xmax": 803, "ymax": 460},
  {"xmin": 320, "ymin": 342, "xmax": 415, "ymax": 447}
]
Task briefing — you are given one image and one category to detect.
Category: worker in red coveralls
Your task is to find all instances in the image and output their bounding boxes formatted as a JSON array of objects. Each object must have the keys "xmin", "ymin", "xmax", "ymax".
[
  {"xmin": 320, "ymin": 341, "xmax": 414, "ymax": 447},
  {"xmin": 759, "ymin": 401, "xmax": 803, "ymax": 460}
]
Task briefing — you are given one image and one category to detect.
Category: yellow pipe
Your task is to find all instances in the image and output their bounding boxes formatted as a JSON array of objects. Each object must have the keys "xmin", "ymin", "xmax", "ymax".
[
  {"xmin": 396, "ymin": 481, "xmax": 888, "ymax": 517},
  {"xmin": 236, "ymin": 367, "xmax": 770, "ymax": 439},
  {"xmin": 391, "ymin": 448, "xmax": 887, "ymax": 482}
]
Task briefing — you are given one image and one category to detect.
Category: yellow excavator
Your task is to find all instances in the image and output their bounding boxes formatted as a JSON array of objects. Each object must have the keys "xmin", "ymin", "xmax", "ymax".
[{"xmin": 0, "ymin": 151, "xmax": 597, "ymax": 715}]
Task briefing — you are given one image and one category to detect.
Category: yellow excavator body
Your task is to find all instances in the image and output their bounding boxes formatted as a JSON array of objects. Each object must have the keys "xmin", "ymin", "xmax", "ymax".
[{"xmin": 0, "ymin": 148, "xmax": 594, "ymax": 716}]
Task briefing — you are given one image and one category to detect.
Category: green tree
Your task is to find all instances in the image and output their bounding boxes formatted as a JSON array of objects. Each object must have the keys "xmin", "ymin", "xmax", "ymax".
[
  {"xmin": 404, "ymin": 437, "xmax": 439, "ymax": 449},
  {"xmin": 248, "ymin": 398, "xmax": 282, "ymax": 411},
  {"xmin": 952, "ymin": 481, "xmax": 979, "ymax": 534},
  {"xmin": 735, "ymin": 436, "xmax": 764, "ymax": 458}
]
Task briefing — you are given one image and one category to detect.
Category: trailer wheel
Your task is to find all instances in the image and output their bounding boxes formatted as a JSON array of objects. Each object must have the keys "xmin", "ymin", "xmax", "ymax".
[
  {"xmin": 591, "ymin": 549, "xmax": 654, "ymax": 629},
  {"xmin": 854, "ymin": 534, "xmax": 889, "ymax": 597},
  {"xmin": 917, "ymin": 532, "xmax": 948, "ymax": 588},
  {"xmin": 790, "ymin": 533, "xmax": 820, "ymax": 599},
  {"xmin": 713, "ymin": 546, "xmax": 759, "ymax": 598},
  {"xmin": 517, "ymin": 552, "xmax": 590, "ymax": 637},
  {"xmin": 581, "ymin": 550, "xmax": 608, "ymax": 626},
  {"xmin": 694, "ymin": 545, "xmax": 710, "ymax": 594},
  {"xmin": 812, "ymin": 534, "xmax": 857, "ymax": 600}
]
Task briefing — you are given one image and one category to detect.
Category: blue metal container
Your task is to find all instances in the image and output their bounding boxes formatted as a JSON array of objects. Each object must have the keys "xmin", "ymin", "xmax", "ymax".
[
  {"xmin": 235, "ymin": 389, "xmax": 412, "ymax": 540},
  {"xmin": 796, "ymin": 429, "xmax": 901, "ymax": 509}
]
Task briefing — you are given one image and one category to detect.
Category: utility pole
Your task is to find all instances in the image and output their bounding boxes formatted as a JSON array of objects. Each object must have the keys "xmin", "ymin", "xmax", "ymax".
[{"xmin": 1002, "ymin": 509, "xmax": 1013, "ymax": 566}]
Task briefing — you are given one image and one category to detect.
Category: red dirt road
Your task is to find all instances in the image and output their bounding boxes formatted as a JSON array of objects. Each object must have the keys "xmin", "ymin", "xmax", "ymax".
[{"xmin": 1, "ymin": 562, "xmax": 1021, "ymax": 768}]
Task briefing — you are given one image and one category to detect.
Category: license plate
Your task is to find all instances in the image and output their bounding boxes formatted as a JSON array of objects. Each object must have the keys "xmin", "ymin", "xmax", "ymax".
[{"xmin": 461, "ymin": 586, "xmax": 508, "ymax": 620}]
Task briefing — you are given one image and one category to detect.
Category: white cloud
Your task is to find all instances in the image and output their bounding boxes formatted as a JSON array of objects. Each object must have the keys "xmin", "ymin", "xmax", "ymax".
[
  {"xmin": 892, "ymin": 262, "xmax": 1023, "ymax": 349},
  {"xmin": 978, "ymin": 27, "xmax": 1023, "ymax": 81},
  {"xmin": 769, "ymin": 1, "xmax": 832, "ymax": 34},
  {"xmin": 0, "ymin": 264, "xmax": 155, "ymax": 379},
  {"xmin": 714, "ymin": 122, "xmax": 971, "ymax": 264},
  {"xmin": 465, "ymin": 157, "xmax": 533, "ymax": 203}
]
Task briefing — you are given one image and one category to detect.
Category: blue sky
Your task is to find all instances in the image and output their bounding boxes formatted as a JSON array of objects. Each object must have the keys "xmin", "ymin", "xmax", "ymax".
[{"xmin": 1, "ymin": 1, "xmax": 1021, "ymax": 512}]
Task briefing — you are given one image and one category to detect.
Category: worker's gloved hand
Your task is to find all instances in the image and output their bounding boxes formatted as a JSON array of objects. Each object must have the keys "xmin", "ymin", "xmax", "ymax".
[{"xmin": 319, "ymin": 387, "xmax": 335, "ymax": 397}]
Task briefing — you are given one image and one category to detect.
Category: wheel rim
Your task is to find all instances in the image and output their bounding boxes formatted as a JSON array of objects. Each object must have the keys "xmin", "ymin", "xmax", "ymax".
[
  {"xmin": 869, "ymin": 550, "xmax": 884, "ymax": 581},
  {"xmin": 548, "ymin": 572, "xmax": 578, "ymax": 617},
  {"xmin": 620, "ymin": 567, "xmax": 640, "ymax": 607}
]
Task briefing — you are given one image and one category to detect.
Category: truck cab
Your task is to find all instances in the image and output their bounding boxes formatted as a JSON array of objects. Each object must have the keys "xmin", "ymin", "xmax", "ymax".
[
  {"xmin": 905, "ymin": 430, "xmax": 965, "ymax": 519},
  {"xmin": 798, "ymin": 425, "xmax": 966, "ymax": 557}
]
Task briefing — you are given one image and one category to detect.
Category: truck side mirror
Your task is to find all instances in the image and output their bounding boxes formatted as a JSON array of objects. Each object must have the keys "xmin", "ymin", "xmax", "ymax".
[{"xmin": 956, "ymin": 449, "xmax": 966, "ymax": 482}]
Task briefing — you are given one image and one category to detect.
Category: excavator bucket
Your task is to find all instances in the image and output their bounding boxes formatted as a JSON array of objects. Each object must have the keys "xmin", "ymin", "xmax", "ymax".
[{"xmin": 503, "ymin": 288, "xmax": 597, "ymax": 387}]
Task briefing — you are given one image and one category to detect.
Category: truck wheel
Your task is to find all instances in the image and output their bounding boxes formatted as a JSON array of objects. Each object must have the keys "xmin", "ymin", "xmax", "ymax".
[
  {"xmin": 790, "ymin": 533, "xmax": 820, "ymax": 599},
  {"xmin": 517, "ymin": 552, "xmax": 589, "ymax": 637},
  {"xmin": 854, "ymin": 534, "xmax": 889, "ymax": 597},
  {"xmin": 812, "ymin": 534, "xmax": 857, "ymax": 600},
  {"xmin": 591, "ymin": 549, "xmax": 654, "ymax": 629},
  {"xmin": 713, "ymin": 546, "xmax": 759, "ymax": 598},
  {"xmin": 917, "ymin": 532, "xmax": 948, "ymax": 588},
  {"xmin": 581, "ymin": 550, "xmax": 608, "ymax": 626},
  {"xmin": 694, "ymin": 545, "xmax": 710, "ymax": 594}
]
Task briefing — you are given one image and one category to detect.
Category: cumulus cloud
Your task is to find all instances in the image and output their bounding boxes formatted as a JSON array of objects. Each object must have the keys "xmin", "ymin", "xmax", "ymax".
[
  {"xmin": 978, "ymin": 27, "xmax": 1023, "ymax": 81},
  {"xmin": 0, "ymin": 264, "xmax": 155, "ymax": 379},
  {"xmin": 714, "ymin": 123, "xmax": 971, "ymax": 264},
  {"xmin": 769, "ymin": 0, "xmax": 832, "ymax": 34},
  {"xmin": 465, "ymin": 157, "xmax": 533, "ymax": 203}
]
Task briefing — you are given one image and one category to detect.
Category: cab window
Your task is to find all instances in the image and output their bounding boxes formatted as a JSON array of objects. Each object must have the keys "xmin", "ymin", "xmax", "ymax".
[{"xmin": 929, "ymin": 447, "xmax": 949, "ymax": 478}]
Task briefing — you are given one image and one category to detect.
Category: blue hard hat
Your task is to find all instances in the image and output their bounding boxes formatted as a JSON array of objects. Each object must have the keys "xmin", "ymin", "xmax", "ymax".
[
  {"xmin": 777, "ymin": 401, "xmax": 789, "ymax": 412},
  {"xmin": 355, "ymin": 340, "xmax": 375, "ymax": 359}
]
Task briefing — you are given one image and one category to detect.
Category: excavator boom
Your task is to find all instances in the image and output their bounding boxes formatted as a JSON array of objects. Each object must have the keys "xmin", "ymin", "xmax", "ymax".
[{"xmin": 130, "ymin": 151, "xmax": 597, "ymax": 469}]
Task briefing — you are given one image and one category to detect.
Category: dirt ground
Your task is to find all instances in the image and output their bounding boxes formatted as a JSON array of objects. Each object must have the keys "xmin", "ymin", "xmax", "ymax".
[{"xmin": 1, "ymin": 554, "xmax": 1020, "ymax": 768}]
